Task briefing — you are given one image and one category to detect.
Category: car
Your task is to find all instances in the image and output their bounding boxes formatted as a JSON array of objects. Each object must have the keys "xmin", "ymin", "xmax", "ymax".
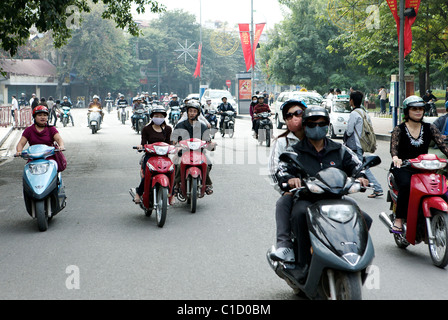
[
  {"xmin": 185, "ymin": 93, "xmax": 200, "ymax": 101},
  {"xmin": 322, "ymin": 94, "xmax": 352, "ymax": 138},
  {"xmin": 273, "ymin": 90, "xmax": 323, "ymax": 129},
  {"xmin": 200, "ymin": 89, "xmax": 236, "ymax": 110}
]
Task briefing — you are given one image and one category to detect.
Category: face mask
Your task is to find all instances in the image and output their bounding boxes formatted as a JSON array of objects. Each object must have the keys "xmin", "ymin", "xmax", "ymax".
[
  {"xmin": 152, "ymin": 117, "xmax": 165, "ymax": 125},
  {"xmin": 252, "ymin": 99, "xmax": 257, "ymax": 103},
  {"xmin": 287, "ymin": 116, "xmax": 303, "ymax": 133},
  {"xmin": 305, "ymin": 125, "xmax": 328, "ymax": 140}
]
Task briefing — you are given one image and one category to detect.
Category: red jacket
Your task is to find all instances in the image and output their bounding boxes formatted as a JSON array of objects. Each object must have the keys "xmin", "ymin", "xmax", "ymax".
[{"xmin": 254, "ymin": 103, "xmax": 271, "ymax": 115}]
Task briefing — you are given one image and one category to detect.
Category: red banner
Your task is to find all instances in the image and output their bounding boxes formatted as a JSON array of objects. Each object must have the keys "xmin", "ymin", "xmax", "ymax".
[
  {"xmin": 238, "ymin": 24, "xmax": 253, "ymax": 72},
  {"xmin": 404, "ymin": 0, "xmax": 421, "ymax": 57},
  {"xmin": 252, "ymin": 23, "xmax": 265, "ymax": 68},
  {"xmin": 386, "ymin": 0, "xmax": 399, "ymax": 25},
  {"xmin": 193, "ymin": 43, "xmax": 202, "ymax": 78}
]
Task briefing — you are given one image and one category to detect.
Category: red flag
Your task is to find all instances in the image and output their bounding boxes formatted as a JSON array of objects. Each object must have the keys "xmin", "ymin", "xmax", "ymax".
[
  {"xmin": 404, "ymin": 0, "xmax": 421, "ymax": 57},
  {"xmin": 252, "ymin": 23, "xmax": 265, "ymax": 68},
  {"xmin": 193, "ymin": 43, "xmax": 202, "ymax": 78},
  {"xmin": 238, "ymin": 24, "xmax": 253, "ymax": 72}
]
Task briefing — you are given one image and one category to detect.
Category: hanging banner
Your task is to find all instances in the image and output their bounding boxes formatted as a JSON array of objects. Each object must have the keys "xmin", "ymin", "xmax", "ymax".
[
  {"xmin": 252, "ymin": 23, "xmax": 265, "ymax": 68},
  {"xmin": 238, "ymin": 24, "xmax": 253, "ymax": 72},
  {"xmin": 193, "ymin": 43, "xmax": 202, "ymax": 78},
  {"xmin": 404, "ymin": 0, "xmax": 421, "ymax": 57},
  {"xmin": 386, "ymin": 0, "xmax": 399, "ymax": 25}
]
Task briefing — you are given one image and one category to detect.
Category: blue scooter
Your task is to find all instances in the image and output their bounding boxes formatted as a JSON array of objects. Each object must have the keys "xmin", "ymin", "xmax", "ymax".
[
  {"xmin": 170, "ymin": 106, "xmax": 181, "ymax": 126},
  {"xmin": 16, "ymin": 144, "xmax": 67, "ymax": 231}
]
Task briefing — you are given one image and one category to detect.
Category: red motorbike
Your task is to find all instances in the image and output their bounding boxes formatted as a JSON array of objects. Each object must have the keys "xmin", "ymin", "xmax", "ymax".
[
  {"xmin": 130, "ymin": 142, "xmax": 176, "ymax": 227},
  {"xmin": 176, "ymin": 138, "xmax": 212, "ymax": 213},
  {"xmin": 380, "ymin": 154, "xmax": 448, "ymax": 268}
]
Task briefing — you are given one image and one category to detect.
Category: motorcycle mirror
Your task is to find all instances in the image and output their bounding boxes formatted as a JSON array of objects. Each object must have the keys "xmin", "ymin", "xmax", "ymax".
[
  {"xmin": 279, "ymin": 152, "xmax": 309, "ymax": 178},
  {"xmin": 363, "ymin": 155, "xmax": 381, "ymax": 169}
]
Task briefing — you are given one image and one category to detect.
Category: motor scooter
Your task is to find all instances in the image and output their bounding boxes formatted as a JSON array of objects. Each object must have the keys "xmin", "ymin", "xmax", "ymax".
[
  {"xmin": 106, "ymin": 101, "xmax": 113, "ymax": 114},
  {"xmin": 133, "ymin": 109, "xmax": 147, "ymax": 134},
  {"xmin": 425, "ymin": 101, "xmax": 438, "ymax": 117},
  {"xmin": 176, "ymin": 138, "xmax": 212, "ymax": 213},
  {"xmin": 379, "ymin": 154, "xmax": 448, "ymax": 268},
  {"xmin": 255, "ymin": 112, "xmax": 273, "ymax": 147},
  {"xmin": 220, "ymin": 111, "xmax": 235, "ymax": 138},
  {"xmin": 16, "ymin": 144, "xmax": 67, "ymax": 232},
  {"xmin": 118, "ymin": 104, "xmax": 128, "ymax": 124},
  {"xmin": 60, "ymin": 106, "xmax": 72, "ymax": 127},
  {"xmin": 205, "ymin": 110, "xmax": 218, "ymax": 138},
  {"xmin": 129, "ymin": 142, "xmax": 176, "ymax": 227},
  {"xmin": 88, "ymin": 106, "xmax": 102, "ymax": 134},
  {"xmin": 170, "ymin": 106, "xmax": 181, "ymax": 126},
  {"xmin": 267, "ymin": 152, "xmax": 381, "ymax": 300}
]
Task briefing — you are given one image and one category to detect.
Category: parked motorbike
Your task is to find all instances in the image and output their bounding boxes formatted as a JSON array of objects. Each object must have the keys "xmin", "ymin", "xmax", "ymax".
[
  {"xmin": 170, "ymin": 106, "xmax": 181, "ymax": 126},
  {"xmin": 267, "ymin": 152, "xmax": 381, "ymax": 300},
  {"xmin": 88, "ymin": 106, "xmax": 102, "ymax": 134},
  {"xmin": 256, "ymin": 112, "xmax": 273, "ymax": 147},
  {"xmin": 129, "ymin": 143, "xmax": 176, "ymax": 227},
  {"xmin": 60, "ymin": 106, "xmax": 71, "ymax": 127},
  {"xmin": 133, "ymin": 109, "xmax": 148, "ymax": 134},
  {"xmin": 379, "ymin": 154, "xmax": 448, "ymax": 268},
  {"xmin": 220, "ymin": 110, "xmax": 235, "ymax": 138},
  {"xmin": 176, "ymin": 138, "xmax": 212, "ymax": 213},
  {"xmin": 15, "ymin": 144, "xmax": 67, "ymax": 231}
]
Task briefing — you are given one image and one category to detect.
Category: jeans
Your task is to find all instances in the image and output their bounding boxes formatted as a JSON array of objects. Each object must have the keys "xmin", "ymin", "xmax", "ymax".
[
  {"xmin": 355, "ymin": 149, "xmax": 383, "ymax": 193},
  {"xmin": 380, "ymin": 99, "xmax": 386, "ymax": 114},
  {"xmin": 275, "ymin": 194, "xmax": 294, "ymax": 248}
]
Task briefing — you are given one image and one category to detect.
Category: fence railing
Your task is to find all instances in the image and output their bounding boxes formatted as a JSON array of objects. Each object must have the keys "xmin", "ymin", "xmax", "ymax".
[{"xmin": 0, "ymin": 105, "xmax": 33, "ymax": 128}]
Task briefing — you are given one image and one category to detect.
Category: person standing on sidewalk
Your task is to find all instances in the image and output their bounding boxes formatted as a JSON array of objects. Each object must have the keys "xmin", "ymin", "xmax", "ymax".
[
  {"xmin": 11, "ymin": 95, "xmax": 18, "ymax": 122},
  {"xmin": 378, "ymin": 86, "xmax": 387, "ymax": 114},
  {"xmin": 345, "ymin": 90, "xmax": 383, "ymax": 198}
]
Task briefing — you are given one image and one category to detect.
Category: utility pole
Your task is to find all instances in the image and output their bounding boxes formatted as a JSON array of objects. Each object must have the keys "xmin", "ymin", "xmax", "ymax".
[
  {"xmin": 250, "ymin": 0, "xmax": 254, "ymax": 95},
  {"xmin": 398, "ymin": 0, "xmax": 405, "ymax": 119}
]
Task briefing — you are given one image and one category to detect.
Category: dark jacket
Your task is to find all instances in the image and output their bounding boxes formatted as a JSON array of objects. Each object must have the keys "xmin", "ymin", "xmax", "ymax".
[
  {"xmin": 171, "ymin": 119, "xmax": 211, "ymax": 143},
  {"xmin": 276, "ymin": 137, "xmax": 363, "ymax": 192}
]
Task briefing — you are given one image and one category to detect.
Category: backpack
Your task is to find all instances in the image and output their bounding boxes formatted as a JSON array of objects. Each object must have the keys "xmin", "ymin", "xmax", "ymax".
[{"xmin": 354, "ymin": 109, "xmax": 377, "ymax": 153}]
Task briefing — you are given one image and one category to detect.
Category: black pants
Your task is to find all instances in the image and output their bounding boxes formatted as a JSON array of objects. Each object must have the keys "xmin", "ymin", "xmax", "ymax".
[
  {"xmin": 390, "ymin": 167, "xmax": 415, "ymax": 219},
  {"xmin": 290, "ymin": 197, "xmax": 372, "ymax": 267}
]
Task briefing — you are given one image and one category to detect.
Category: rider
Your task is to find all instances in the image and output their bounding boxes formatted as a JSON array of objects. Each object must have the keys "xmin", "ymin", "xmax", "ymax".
[
  {"xmin": 217, "ymin": 96, "xmax": 236, "ymax": 131},
  {"xmin": 271, "ymin": 106, "xmax": 371, "ymax": 269},
  {"xmin": 132, "ymin": 106, "xmax": 173, "ymax": 205},
  {"xmin": 18, "ymin": 93, "xmax": 28, "ymax": 108},
  {"xmin": 390, "ymin": 96, "xmax": 448, "ymax": 233},
  {"xmin": 252, "ymin": 95, "xmax": 271, "ymax": 139},
  {"xmin": 87, "ymin": 95, "xmax": 103, "ymax": 125},
  {"xmin": 268, "ymin": 99, "xmax": 307, "ymax": 254},
  {"xmin": 131, "ymin": 96, "xmax": 146, "ymax": 129},
  {"xmin": 172, "ymin": 100, "xmax": 216, "ymax": 195},
  {"xmin": 15, "ymin": 105, "xmax": 65, "ymax": 169},
  {"xmin": 168, "ymin": 94, "xmax": 180, "ymax": 122},
  {"xmin": 60, "ymin": 96, "xmax": 75, "ymax": 126},
  {"xmin": 433, "ymin": 101, "xmax": 448, "ymax": 140},
  {"xmin": 116, "ymin": 93, "xmax": 128, "ymax": 109},
  {"xmin": 104, "ymin": 92, "xmax": 114, "ymax": 111},
  {"xmin": 249, "ymin": 94, "xmax": 258, "ymax": 132},
  {"xmin": 422, "ymin": 89, "xmax": 438, "ymax": 104}
]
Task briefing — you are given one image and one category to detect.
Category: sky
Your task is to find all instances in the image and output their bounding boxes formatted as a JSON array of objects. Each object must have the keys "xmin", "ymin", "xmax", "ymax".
[{"xmin": 135, "ymin": 0, "xmax": 288, "ymax": 30}]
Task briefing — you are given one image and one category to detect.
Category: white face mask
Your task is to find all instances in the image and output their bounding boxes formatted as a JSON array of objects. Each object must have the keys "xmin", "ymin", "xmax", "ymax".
[
  {"xmin": 152, "ymin": 117, "xmax": 165, "ymax": 125},
  {"xmin": 252, "ymin": 99, "xmax": 257, "ymax": 103}
]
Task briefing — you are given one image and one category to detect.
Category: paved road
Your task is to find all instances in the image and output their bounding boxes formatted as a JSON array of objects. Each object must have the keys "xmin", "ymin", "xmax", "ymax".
[{"xmin": 0, "ymin": 108, "xmax": 447, "ymax": 300}]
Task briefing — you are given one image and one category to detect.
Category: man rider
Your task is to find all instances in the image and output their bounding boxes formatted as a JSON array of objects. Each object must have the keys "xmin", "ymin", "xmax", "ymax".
[
  {"xmin": 19, "ymin": 93, "xmax": 28, "ymax": 108},
  {"xmin": 131, "ymin": 96, "xmax": 146, "ymax": 129},
  {"xmin": 87, "ymin": 95, "xmax": 103, "ymax": 125},
  {"xmin": 217, "ymin": 96, "xmax": 236, "ymax": 130},
  {"xmin": 171, "ymin": 101, "xmax": 216, "ymax": 195},
  {"xmin": 271, "ymin": 106, "xmax": 372, "ymax": 271},
  {"xmin": 253, "ymin": 95, "xmax": 271, "ymax": 138},
  {"xmin": 60, "ymin": 96, "xmax": 75, "ymax": 126},
  {"xmin": 168, "ymin": 94, "xmax": 180, "ymax": 122},
  {"xmin": 104, "ymin": 92, "xmax": 114, "ymax": 110}
]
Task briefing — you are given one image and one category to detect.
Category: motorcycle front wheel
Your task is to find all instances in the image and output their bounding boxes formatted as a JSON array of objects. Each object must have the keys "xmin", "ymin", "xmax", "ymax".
[
  {"xmin": 155, "ymin": 186, "xmax": 168, "ymax": 227},
  {"xmin": 190, "ymin": 177, "xmax": 198, "ymax": 213},
  {"xmin": 34, "ymin": 200, "xmax": 48, "ymax": 232},
  {"xmin": 429, "ymin": 211, "xmax": 448, "ymax": 268},
  {"xmin": 318, "ymin": 270, "xmax": 362, "ymax": 300}
]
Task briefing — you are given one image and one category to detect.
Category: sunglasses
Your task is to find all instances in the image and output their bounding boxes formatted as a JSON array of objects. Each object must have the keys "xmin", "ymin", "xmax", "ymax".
[
  {"xmin": 285, "ymin": 109, "xmax": 304, "ymax": 120},
  {"xmin": 305, "ymin": 121, "xmax": 328, "ymax": 128}
]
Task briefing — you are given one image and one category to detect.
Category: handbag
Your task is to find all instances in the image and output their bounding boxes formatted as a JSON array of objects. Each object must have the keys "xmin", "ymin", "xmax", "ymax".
[{"xmin": 53, "ymin": 145, "xmax": 67, "ymax": 172}]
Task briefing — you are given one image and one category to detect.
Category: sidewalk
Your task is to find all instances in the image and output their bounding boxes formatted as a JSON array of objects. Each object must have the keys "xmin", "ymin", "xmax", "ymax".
[{"xmin": 0, "ymin": 125, "xmax": 14, "ymax": 147}]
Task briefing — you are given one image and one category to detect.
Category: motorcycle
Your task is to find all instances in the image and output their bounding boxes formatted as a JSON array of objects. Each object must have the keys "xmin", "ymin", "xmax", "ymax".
[
  {"xmin": 379, "ymin": 154, "xmax": 448, "ymax": 268},
  {"xmin": 205, "ymin": 110, "xmax": 218, "ymax": 139},
  {"xmin": 118, "ymin": 104, "xmax": 128, "ymax": 124},
  {"xmin": 425, "ymin": 101, "xmax": 438, "ymax": 117},
  {"xmin": 106, "ymin": 101, "xmax": 113, "ymax": 114},
  {"xmin": 255, "ymin": 112, "xmax": 273, "ymax": 147},
  {"xmin": 60, "ymin": 106, "xmax": 71, "ymax": 127},
  {"xmin": 176, "ymin": 138, "xmax": 212, "ymax": 213},
  {"xmin": 15, "ymin": 144, "xmax": 67, "ymax": 231},
  {"xmin": 267, "ymin": 152, "xmax": 381, "ymax": 300},
  {"xmin": 170, "ymin": 106, "xmax": 181, "ymax": 126},
  {"xmin": 88, "ymin": 106, "xmax": 102, "ymax": 134},
  {"xmin": 129, "ymin": 143, "xmax": 176, "ymax": 227},
  {"xmin": 133, "ymin": 109, "xmax": 148, "ymax": 134},
  {"xmin": 220, "ymin": 110, "xmax": 235, "ymax": 138}
]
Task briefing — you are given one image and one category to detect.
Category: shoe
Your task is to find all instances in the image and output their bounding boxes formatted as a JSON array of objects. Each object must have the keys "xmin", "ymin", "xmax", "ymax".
[
  {"xmin": 205, "ymin": 185, "xmax": 213, "ymax": 195},
  {"xmin": 368, "ymin": 191, "xmax": 383, "ymax": 198},
  {"xmin": 391, "ymin": 224, "xmax": 404, "ymax": 234},
  {"xmin": 270, "ymin": 247, "xmax": 295, "ymax": 263}
]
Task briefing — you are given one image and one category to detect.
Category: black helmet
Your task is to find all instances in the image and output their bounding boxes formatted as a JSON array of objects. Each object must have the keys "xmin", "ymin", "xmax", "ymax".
[
  {"xmin": 303, "ymin": 106, "xmax": 330, "ymax": 124},
  {"xmin": 280, "ymin": 99, "xmax": 308, "ymax": 119},
  {"xmin": 150, "ymin": 106, "xmax": 167, "ymax": 118}
]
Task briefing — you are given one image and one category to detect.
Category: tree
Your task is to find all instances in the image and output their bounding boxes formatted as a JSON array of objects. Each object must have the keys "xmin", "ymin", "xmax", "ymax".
[{"xmin": 0, "ymin": 0, "xmax": 165, "ymax": 57}]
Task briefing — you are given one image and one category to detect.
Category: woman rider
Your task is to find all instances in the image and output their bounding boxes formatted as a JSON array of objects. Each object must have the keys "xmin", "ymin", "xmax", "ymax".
[
  {"xmin": 132, "ymin": 106, "xmax": 173, "ymax": 204},
  {"xmin": 390, "ymin": 96, "xmax": 448, "ymax": 233}
]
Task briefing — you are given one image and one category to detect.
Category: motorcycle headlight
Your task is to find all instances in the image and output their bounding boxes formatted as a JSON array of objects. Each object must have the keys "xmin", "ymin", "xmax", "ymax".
[
  {"xmin": 321, "ymin": 204, "xmax": 355, "ymax": 223},
  {"xmin": 28, "ymin": 163, "xmax": 49, "ymax": 175},
  {"xmin": 305, "ymin": 181, "xmax": 325, "ymax": 194},
  {"xmin": 153, "ymin": 145, "xmax": 169, "ymax": 155},
  {"xmin": 347, "ymin": 181, "xmax": 361, "ymax": 194},
  {"xmin": 187, "ymin": 141, "xmax": 201, "ymax": 150},
  {"xmin": 412, "ymin": 160, "xmax": 447, "ymax": 170}
]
